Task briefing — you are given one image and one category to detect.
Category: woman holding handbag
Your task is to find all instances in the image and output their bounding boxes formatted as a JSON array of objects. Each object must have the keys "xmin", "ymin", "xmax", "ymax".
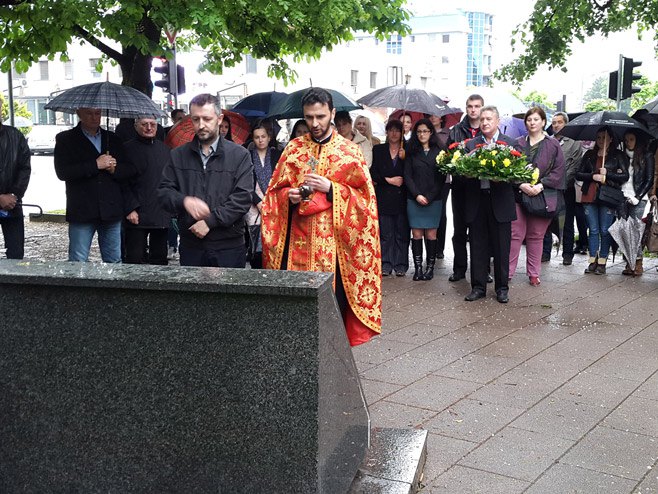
[
  {"xmin": 509, "ymin": 107, "xmax": 565, "ymax": 286},
  {"xmin": 575, "ymin": 127, "xmax": 629, "ymax": 275}
]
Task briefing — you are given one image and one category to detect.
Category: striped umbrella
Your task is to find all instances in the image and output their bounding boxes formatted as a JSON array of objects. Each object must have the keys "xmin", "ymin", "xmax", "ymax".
[{"xmin": 44, "ymin": 82, "xmax": 165, "ymax": 119}]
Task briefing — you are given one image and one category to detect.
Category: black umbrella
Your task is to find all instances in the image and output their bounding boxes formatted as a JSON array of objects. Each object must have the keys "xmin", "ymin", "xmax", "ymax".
[
  {"xmin": 266, "ymin": 88, "xmax": 361, "ymax": 119},
  {"xmin": 232, "ymin": 91, "xmax": 288, "ymax": 119},
  {"xmin": 357, "ymin": 85, "xmax": 448, "ymax": 115},
  {"xmin": 559, "ymin": 111, "xmax": 654, "ymax": 142},
  {"xmin": 44, "ymin": 81, "xmax": 165, "ymax": 118}
]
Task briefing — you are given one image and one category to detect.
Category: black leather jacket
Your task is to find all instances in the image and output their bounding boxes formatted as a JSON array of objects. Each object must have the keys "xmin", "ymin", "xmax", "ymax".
[
  {"xmin": 627, "ymin": 151, "xmax": 654, "ymax": 200},
  {"xmin": 0, "ymin": 124, "xmax": 31, "ymax": 200},
  {"xmin": 576, "ymin": 148, "xmax": 629, "ymax": 196}
]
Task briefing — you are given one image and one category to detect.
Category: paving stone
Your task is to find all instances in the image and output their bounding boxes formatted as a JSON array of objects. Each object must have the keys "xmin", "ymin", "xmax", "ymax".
[
  {"xmin": 578, "ymin": 321, "xmax": 645, "ymax": 343},
  {"xmin": 603, "ymin": 396, "xmax": 658, "ymax": 438},
  {"xmin": 360, "ymin": 378, "xmax": 404, "ymax": 406},
  {"xmin": 359, "ymin": 353, "xmax": 453, "ymax": 387},
  {"xmin": 383, "ymin": 323, "xmax": 457, "ymax": 346},
  {"xmin": 635, "ymin": 373, "xmax": 658, "ymax": 402},
  {"xmin": 458, "ymin": 426, "xmax": 575, "ymax": 482},
  {"xmin": 615, "ymin": 334, "xmax": 658, "ymax": 359},
  {"xmin": 367, "ymin": 400, "xmax": 438, "ymax": 430},
  {"xmin": 510, "ymin": 395, "xmax": 612, "ymax": 441},
  {"xmin": 352, "ymin": 337, "xmax": 420, "ymax": 368},
  {"xmin": 526, "ymin": 462, "xmax": 638, "ymax": 493},
  {"xmin": 468, "ymin": 367, "xmax": 563, "ymax": 409},
  {"xmin": 542, "ymin": 332, "xmax": 621, "ymax": 361},
  {"xmin": 386, "ymin": 375, "xmax": 481, "ymax": 412},
  {"xmin": 551, "ymin": 370, "xmax": 640, "ymax": 408},
  {"xmin": 586, "ymin": 351, "xmax": 658, "ymax": 382},
  {"xmin": 634, "ymin": 468, "xmax": 658, "ymax": 493},
  {"xmin": 420, "ymin": 433, "xmax": 478, "ymax": 484},
  {"xmin": 475, "ymin": 334, "xmax": 558, "ymax": 360},
  {"xmin": 423, "ymin": 465, "xmax": 529, "ymax": 494},
  {"xmin": 432, "ymin": 354, "xmax": 523, "ymax": 384},
  {"xmin": 561, "ymin": 426, "xmax": 658, "ymax": 480},
  {"xmin": 423, "ymin": 398, "xmax": 524, "ymax": 443}
]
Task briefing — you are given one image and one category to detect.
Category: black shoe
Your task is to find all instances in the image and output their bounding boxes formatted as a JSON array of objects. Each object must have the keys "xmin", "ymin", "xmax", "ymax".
[
  {"xmin": 487, "ymin": 274, "xmax": 494, "ymax": 283},
  {"xmin": 496, "ymin": 289, "xmax": 509, "ymax": 304},
  {"xmin": 465, "ymin": 290, "xmax": 486, "ymax": 301},
  {"xmin": 584, "ymin": 262, "xmax": 597, "ymax": 274},
  {"xmin": 382, "ymin": 270, "xmax": 392, "ymax": 276},
  {"xmin": 541, "ymin": 254, "xmax": 550, "ymax": 263},
  {"xmin": 595, "ymin": 264, "xmax": 606, "ymax": 275},
  {"xmin": 395, "ymin": 270, "xmax": 406, "ymax": 277},
  {"xmin": 449, "ymin": 273, "xmax": 465, "ymax": 282},
  {"xmin": 562, "ymin": 255, "xmax": 573, "ymax": 266},
  {"xmin": 577, "ymin": 248, "xmax": 588, "ymax": 255},
  {"xmin": 436, "ymin": 252, "xmax": 445, "ymax": 259}
]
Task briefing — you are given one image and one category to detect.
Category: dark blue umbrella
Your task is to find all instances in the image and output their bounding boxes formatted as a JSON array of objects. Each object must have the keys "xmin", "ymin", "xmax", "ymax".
[{"xmin": 232, "ymin": 91, "xmax": 288, "ymax": 118}]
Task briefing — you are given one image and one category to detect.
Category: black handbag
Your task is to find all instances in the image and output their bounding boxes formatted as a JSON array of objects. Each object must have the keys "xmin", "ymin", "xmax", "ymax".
[
  {"xmin": 521, "ymin": 188, "xmax": 564, "ymax": 218},
  {"xmin": 597, "ymin": 185, "xmax": 625, "ymax": 208},
  {"xmin": 245, "ymin": 213, "xmax": 262, "ymax": 262}
]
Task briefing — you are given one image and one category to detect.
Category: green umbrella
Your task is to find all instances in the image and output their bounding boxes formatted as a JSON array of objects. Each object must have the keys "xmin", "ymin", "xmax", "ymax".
[{"xmin": 266, "ymin": 88, "xmax": 361, "ymax": 119}]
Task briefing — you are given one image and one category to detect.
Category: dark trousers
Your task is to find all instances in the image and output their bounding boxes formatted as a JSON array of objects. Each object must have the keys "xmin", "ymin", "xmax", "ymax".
[
  {"xmin": 451, "ymin": 183, "xmax": 468, "ymax": 276},
  {"xmin": 124, "ymin": 227, "xmax": 169, "ymax": 265},
  {"xmin": 168, "ymin": 219, "xmax": 179, "ymax": 250},
  {"xmin": 562, "ymin": 187, "xmax": 578, "ymax": 257},
  {"xmin": 0, "ymin": 214, "xmax": 25, "ymax": 259},
  {"xmin": 575, "ymin": 202, "xmax": 589, "ymax": 250},
  {"xmin": 436, "ymin": 184, "xmax": 450, "ymax": 255},
  {"xmin": 180, "ymin": 243, "xmax": 247, "ymax": 268},
  {"xmin": 469, "ymin": 191, "xmax": 511, "ymax": 294},
  {"xmin": 379, "ymin": 212, "xmax": 410, "ymax": 273}
]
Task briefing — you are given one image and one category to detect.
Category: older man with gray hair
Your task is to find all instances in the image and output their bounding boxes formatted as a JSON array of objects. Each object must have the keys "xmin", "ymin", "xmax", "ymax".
[{"xmin": 123, "ymin": 117, "xmax": 172, "ymax": 265}]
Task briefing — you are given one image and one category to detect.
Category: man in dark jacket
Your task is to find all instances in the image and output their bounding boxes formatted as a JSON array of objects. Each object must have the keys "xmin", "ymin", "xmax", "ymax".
[
  {"xmin": 0, "ymin": 122, "xmax": 31, "ymax": 259},
  {"xmin": 462, "ymin": 106, "xmax": 516, "ymax": 304},
  {"xmin": 123, "ymin": 117, "xmax": 172, "ymax": 265},
  {"xmin": 54, "ymin": 108, "xmax": 135, "ymax": 263},
  {"xmin": 447, "ymin": 94, "xmax": 483, "ymax": 282},
  {"xmin": 158, "ymin": 93, "xmax": 253, "ymax": 267}
]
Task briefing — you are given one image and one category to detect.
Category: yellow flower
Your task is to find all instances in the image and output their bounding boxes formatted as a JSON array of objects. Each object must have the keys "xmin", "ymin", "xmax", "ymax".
[
  {"xmin": 503, "ymin": 158, "xmax": 511, "ymax": 167},
  {"xmin": 490, "ymin": 150, "xmax": 498, "ymax": 156},
  {"xmin": 480, "ymin": 159, "xmax": 487, "ymax": 166},
  {"xmin": 531, "ymin": 167, "xmax": 540, "ymax": 185},
  {"xmin": 437, "ymin": 150, "xmax": 446, "ymax": 163},
  {"xmin": 489, "ymin": 159, "xmax": 496, "ymax": 167}
]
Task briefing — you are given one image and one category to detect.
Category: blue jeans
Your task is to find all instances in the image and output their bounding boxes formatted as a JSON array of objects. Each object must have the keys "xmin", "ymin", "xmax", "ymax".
[
  {"xmin": 68, "ymin": 221, "xmax": 122, "ymax": 263},
  {"xmin": 583, "ymin": 203, "xmax": 615, "ymax": 259}
]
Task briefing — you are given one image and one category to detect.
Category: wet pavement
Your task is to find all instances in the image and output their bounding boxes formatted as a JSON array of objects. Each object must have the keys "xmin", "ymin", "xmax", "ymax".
[{"xmin": 353, "ymin": 251, "xmax": 658, "ymax": 493}]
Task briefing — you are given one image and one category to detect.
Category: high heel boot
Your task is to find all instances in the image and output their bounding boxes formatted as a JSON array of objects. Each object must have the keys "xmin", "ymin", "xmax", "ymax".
[
  {"xmin": 423, "ymin": 238, "xmax": 437, "ymax": 280},
  {"xmin": 412, "ymin": 239, "xmax": 425, "ymax": 281}
]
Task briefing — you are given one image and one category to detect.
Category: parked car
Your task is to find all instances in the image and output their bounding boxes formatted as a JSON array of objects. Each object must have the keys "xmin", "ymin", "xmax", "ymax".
[{"xmin": 27, "ymin": 125, "xmax": 71, "ymax": 155}]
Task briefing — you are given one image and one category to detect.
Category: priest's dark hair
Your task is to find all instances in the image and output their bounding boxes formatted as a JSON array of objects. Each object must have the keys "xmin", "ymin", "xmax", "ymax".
[{"xmin": 301, "ymin": 87, "xmax": 334, "ymax": 112}]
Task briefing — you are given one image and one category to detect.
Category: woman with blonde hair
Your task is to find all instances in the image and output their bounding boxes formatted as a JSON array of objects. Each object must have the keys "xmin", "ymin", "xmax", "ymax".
[{"xmin": 354, "ymin": 115, "xmax": 381, "ymax": 145}]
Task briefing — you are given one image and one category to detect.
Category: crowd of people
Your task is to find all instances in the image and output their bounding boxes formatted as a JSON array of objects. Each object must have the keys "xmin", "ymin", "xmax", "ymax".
[{"xmin": 1, "ymin": 87, "xmax": 657, "ymax": 343}]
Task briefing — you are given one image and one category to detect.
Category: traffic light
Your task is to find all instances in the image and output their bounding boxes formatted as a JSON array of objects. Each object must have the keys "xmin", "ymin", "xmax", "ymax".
[
  {"xmin": 621, "ymin": 57, "xmax": 642, "ymax": 99},
  {"xmin": 154, "ymin": 58, "xmax": 173, "ymax": 93},
  {"xmin": 176, "ymin": 65, "xmax": 186, "ymax": 95},
  {"xmin": 608, "ymin": 70, "xmax": 618, "ymax": 100}
]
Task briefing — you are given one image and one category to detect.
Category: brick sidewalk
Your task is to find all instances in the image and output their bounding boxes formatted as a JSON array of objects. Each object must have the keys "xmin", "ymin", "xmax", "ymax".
[{"xmin": 353, "ymin": 252, "xmax": 658, "ymax": 493}]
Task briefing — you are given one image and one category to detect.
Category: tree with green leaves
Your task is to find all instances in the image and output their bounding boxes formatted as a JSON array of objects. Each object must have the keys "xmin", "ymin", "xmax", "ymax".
[
  {"xmin": 495, "ymin": 0, "xmax": 658, "ymax": 85},
  {"xmin": 514, "ymin": 90, "xmax": 555, "ymax": 110},
  {"xmin": 0, "ymin": 93, "xmax": 32, "ymax": 135},
  {"xmin": 583, "ymin": 75, "xmax": 609, "ymax": 103},
  {"xmin": 631, "ymin": 75, "xmax": 658, "ymax": 110},
  {"xmin": 0, "ymin": 0, "xmax": 409, "ymax": 96}
]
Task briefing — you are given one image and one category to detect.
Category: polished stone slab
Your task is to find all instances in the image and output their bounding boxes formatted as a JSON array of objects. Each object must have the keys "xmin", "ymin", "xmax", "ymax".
[
  {"xmin": 350, "ymin": 427, "xmax": 428, "ymax": 493},
  {"xmin": 0, "ymin": 260, "xmax": 369, "ymax": 493}
]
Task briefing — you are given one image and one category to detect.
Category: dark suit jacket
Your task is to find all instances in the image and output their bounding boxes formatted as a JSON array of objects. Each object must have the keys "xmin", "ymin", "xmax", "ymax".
[
  {"xmin": 463, "ymin": 133, "xmax": 517, "ymax": 224},
  {"xmin": 54, "ymin": 124, "xmax": 136, "ymax": 223},
  {"xmin": 403, "ymin": 146, "xmax": 445, "ymax": 203},
  {"xmin": 370, "ymin": 143, "xmax": 407, "ymax": 215}
]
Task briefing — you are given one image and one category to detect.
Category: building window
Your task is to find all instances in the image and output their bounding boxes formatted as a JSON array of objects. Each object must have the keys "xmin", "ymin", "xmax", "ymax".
[
  {"xmin": 442, "ymin": 56, "xmax": 449, "ymax": 64},
  {"xmin": 245, "ymin": 55, "xmax": 257, "ymax": 74},
  {"xmin": 428, "ymin": 34, "xmax": 436, "ymax": 42},
  {"xmin": 89, "ymin": 58, "xmax": 102, "ymax": 78},
  {"xmin": 386, "ymin": 35, "xmax": 402, "ymax": 54},
  {"xmin": 387, "ymin": 66, "xmax": 403, "ymax": 85},
  {"xmin": 410, "ymin": 35, "xmax": 415, "ymax": 43},
  {"xmin": 11, "ymin": 67, "xmax": 26, "ymax": 79},
  {"xmin": 64, "ymin": 61, "xmax": 74, "ymax": 80},
  {"xmin": 405, "ymin": 74, "xmax": 411, "ymax": 85},
  {"xmin": 420, "ymin": 77, "xmax": 428, "ymax": 88},
  {"xmin": 39, "ymin": 61, "xmax": 49, "ymax": 81},
  {"xmin": 442, "ymin": 34, "xmax": 450, "ymax": 43},
  {"xmin": 351, "ymin": 70, "xmax": 358, "ymax": 88},
  {"xmin": 370, "ymin": 72, "xmax": 377, "ymax": 89}
]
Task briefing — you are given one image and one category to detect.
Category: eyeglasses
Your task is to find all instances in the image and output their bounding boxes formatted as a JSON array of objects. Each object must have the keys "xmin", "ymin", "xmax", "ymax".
[{"xmin": 416, "ymin": 129, "xmax": 431, "ymax": 135}]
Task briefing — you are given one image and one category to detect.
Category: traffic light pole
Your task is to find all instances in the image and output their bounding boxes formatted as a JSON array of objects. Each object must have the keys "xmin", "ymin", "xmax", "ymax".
[
  {"xmin": 171, "ymin": 42, "xmax": 178, "ymax": 109},
  {"xmin": 616, "ymin": 54, "xmax": 623, "ymax": 111}
]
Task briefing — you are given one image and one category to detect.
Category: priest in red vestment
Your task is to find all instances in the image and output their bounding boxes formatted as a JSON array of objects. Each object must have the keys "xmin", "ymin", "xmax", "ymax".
[{"xmin": 261, "ymin": 88, "xmax": 382, "ymax": 346}]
